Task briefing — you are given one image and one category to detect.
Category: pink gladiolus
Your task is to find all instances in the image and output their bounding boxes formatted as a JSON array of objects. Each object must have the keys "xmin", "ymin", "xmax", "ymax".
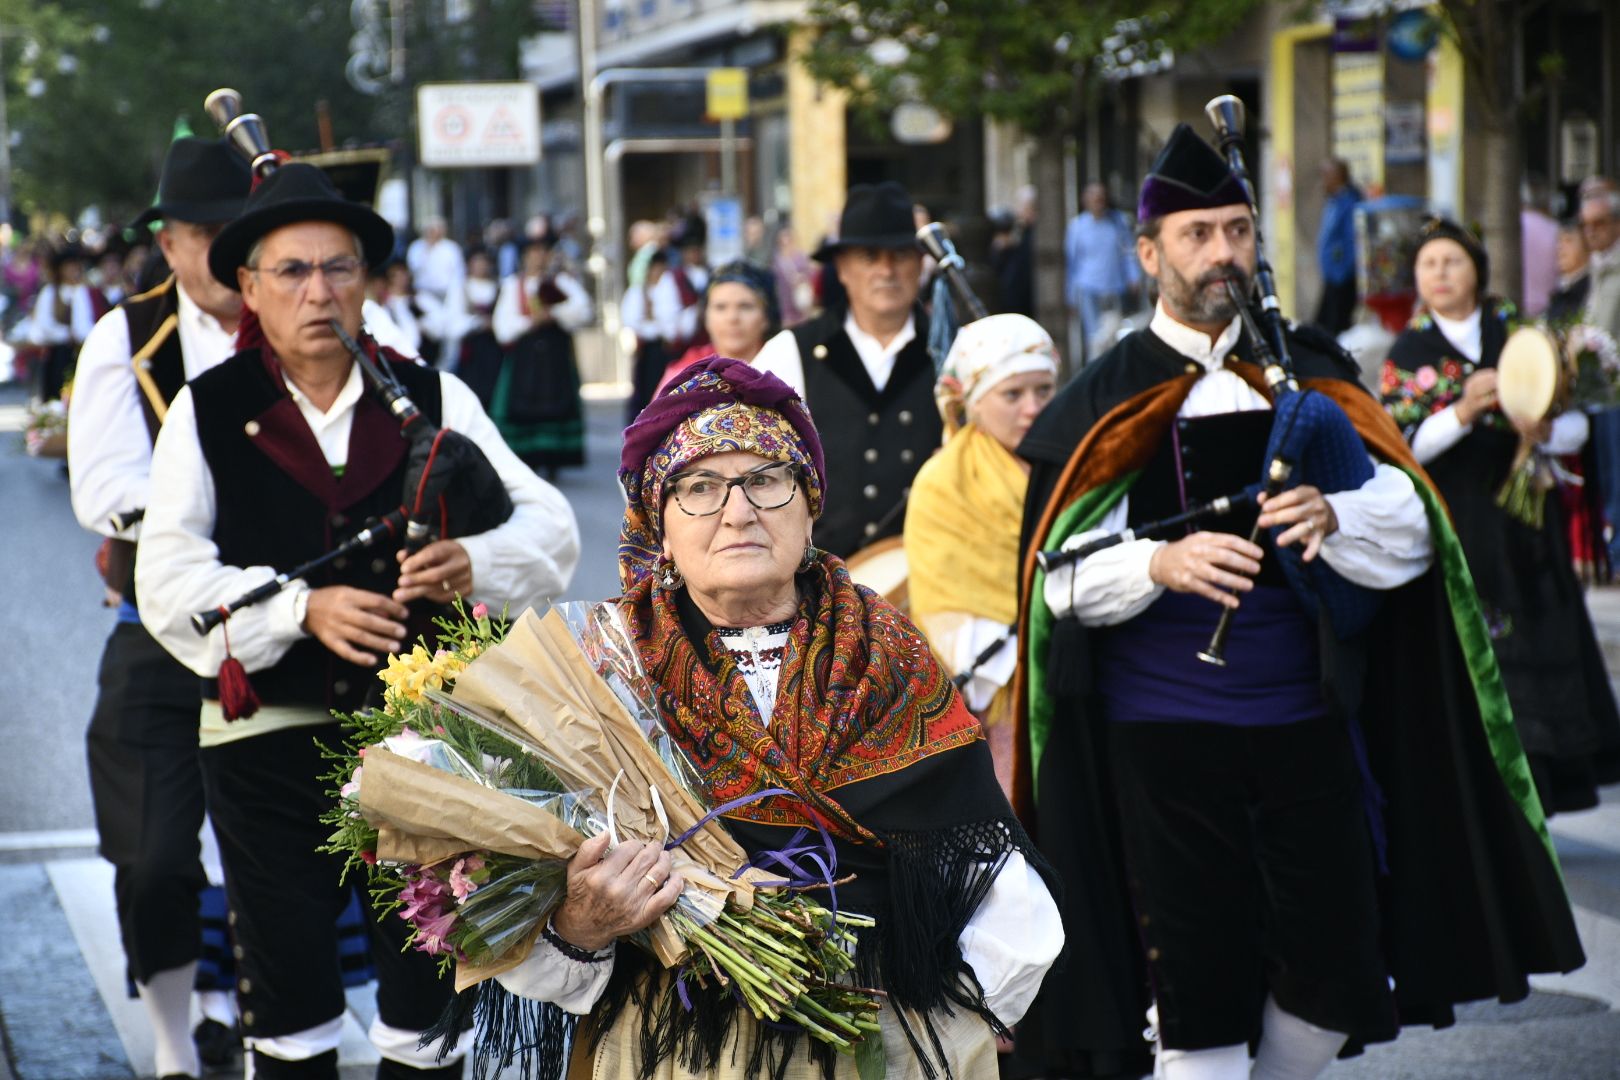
[
  {"xmin": 413, "ymin": 909, "xmax": 460, "ymax": 956},
  {"xmin": 472, "ymin": 602, "xmax": 489, "ymax": 619},
  {"xmin": 399, "ymin": 870, "xmax": 452, "ymax": 922},
  {"xmin": 449, "ymin": 855, "xmax": 486, "ymax": 900}
]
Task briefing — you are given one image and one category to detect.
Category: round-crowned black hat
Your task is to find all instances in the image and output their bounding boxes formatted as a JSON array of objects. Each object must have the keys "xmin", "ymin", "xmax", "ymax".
[
  {"xmin": 131, "ymin": 137, "xmax": 252, "ymax": 230},
  {"xmin": 813, "ymin": 181, "xmax": 919, "ymax": 261},
  {"xmin": 207, "ymin": 162, "xmax": 395, "ymax": 289}
]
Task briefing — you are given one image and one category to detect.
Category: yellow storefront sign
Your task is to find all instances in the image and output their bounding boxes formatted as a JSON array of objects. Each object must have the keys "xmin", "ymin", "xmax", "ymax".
[{"xmin": 706, "ymin": 68, "xmax": 749, "ymax": 121}]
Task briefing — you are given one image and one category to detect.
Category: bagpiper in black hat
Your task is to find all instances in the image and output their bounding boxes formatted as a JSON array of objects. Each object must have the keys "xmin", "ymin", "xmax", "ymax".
[
  {"xmin": 1137, "ymin": 122, "xmax": 1249, "ymax": 223},
  {"xmin": 131, "ymin": 136, "xmax": 252, "ymax": 230},
  {"xmin": 814, "ymin": 180, "xmax": 919, "ymax": 261},
  {"xmin": 207, "ymin": 161, "xmax": 394, "ymax": 289}
]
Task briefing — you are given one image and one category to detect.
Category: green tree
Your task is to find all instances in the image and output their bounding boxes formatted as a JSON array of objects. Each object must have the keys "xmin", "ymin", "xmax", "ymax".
[
  {"xmin": 1432, "ymin": 0, "xmax": 1521, "ymax": 307},
  {"xmin": 1, "ymin": 0, "xmax": 547, "ymax": 225},
  {"xmin": 800, "ymin": 0, "xmax": 1269, "ymax": 358}
]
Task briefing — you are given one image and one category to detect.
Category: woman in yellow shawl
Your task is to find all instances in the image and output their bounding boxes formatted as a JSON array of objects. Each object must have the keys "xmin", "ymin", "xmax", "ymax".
[{"xmin": 904, "ymin": 314, "xmax": 1058, "ymax": 794}]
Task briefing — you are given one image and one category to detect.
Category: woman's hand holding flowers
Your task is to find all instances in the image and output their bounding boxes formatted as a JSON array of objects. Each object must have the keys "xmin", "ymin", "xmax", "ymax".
[{"xmin": 551, "ymin": 834, "xmax": 685, "ymax": 952}]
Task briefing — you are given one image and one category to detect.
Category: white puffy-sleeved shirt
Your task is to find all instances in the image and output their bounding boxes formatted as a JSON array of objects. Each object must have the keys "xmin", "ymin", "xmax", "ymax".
[
  {"xmin": 69, "ymin": 283, "xmax": 238, "ymax": 539},
  {"xmin": 30, "ymin": 282, "xmax": 99, "ymax": 345},
  {"xmin": 1044, "ymin": 303, "xmax": 1435, "ymax": 625},
  {"xmin": 492, "ymin": 272, "xmax": 594, "ymax": 347},
  {"xmin": 137, "ymin": 360, "xmax": 581, "ymax": 746},
  {"xmin": 495, "ymin": 621, "xmax": 1064, "ymax": 1027}
]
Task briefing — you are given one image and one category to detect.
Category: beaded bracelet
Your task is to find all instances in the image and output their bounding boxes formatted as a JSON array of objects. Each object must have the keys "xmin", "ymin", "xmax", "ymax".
[{"xmin": 541, "ymin": 919, "xmax": 612, "ymax": 964}]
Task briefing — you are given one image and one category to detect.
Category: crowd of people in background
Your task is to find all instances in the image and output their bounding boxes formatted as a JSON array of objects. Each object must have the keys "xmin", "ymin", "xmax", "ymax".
[{"xmin": 6, "ymin": 117, "xmax": 1617, "ymax": 1080}]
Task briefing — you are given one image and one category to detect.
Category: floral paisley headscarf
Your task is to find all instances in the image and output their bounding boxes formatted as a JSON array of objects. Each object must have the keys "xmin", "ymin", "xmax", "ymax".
[{"xmin": 617, "ymin": 355, "xmax": 825, "ymax": 589}]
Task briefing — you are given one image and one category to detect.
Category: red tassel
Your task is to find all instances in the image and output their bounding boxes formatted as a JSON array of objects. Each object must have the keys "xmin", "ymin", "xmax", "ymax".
[{"xmin": 216, "ymin": 613, "xmax": 261, "ymax": 721}]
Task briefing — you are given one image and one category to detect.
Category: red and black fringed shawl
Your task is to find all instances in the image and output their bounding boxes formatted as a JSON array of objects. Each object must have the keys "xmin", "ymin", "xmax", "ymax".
[
  {"xmin": 577, "ymin": 557, "xmax": 1052, "ymax": 1079},
  {"xmin": 432, "ymin": 560, "xmax": 1052, "ymax": 1080}
]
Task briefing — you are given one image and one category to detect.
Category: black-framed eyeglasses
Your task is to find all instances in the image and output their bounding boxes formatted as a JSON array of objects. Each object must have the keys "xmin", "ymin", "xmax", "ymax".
[
  {"xmin": 667, "ymin": 462, "xmax": 801, "ymax": 517},
  {"xmin": 248, "ymin": 255, "xmax": 365, "ymax": 292}
]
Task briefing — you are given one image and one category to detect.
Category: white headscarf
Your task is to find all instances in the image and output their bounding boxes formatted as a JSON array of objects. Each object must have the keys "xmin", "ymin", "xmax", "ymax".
[{"xmin": 934, "ymin": 314, "xmax": 1059, "ymax": 434}]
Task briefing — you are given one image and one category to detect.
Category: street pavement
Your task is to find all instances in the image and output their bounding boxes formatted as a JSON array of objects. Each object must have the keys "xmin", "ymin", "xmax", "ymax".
[{"xmin": 2, "ymin": 379, "xmax": 1619, "ymax": 1078}]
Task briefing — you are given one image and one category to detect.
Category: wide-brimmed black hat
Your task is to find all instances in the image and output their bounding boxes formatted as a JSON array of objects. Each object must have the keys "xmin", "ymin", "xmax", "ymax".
[
  {"xmin": 131, "ymin": 137, "xmax": 252, "ymax": 230},
  {"xmin": 208, "ymin": 162, "xmax": 395, "ymax": 289},
  {"xmin": 813, "ymin": 181, "xmax": 918, "ymax": 261},
  {"xmin": 1137, "ymin": 123, "xmax": 1248, "ymax": 223}
]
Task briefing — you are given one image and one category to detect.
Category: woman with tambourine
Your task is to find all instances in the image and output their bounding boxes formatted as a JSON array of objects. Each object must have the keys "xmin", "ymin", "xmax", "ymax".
[{"xmin": 1381, "ymin": 216, "xmax": 1620, "ymax": 814}]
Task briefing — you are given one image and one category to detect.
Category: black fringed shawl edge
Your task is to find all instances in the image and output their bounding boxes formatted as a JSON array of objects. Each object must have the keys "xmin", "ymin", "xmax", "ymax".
[{"xmin": 421, "ymin": 811, "xmax": 1056, "ymax": 1080}]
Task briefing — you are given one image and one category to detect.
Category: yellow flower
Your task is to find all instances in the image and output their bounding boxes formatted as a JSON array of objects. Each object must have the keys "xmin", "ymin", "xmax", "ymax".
[{"xmin": 378, "ymin": 644, "xmax": 472, "ymax": 706}]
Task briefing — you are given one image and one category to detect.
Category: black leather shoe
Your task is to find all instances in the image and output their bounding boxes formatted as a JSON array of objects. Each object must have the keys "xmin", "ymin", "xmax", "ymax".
[{"xmin": 193, "ymin": 1017, "xmax": 242, "ymax": 1069}]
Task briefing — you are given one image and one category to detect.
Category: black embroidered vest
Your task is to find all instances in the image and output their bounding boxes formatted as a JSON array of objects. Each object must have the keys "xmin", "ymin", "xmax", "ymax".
[
  {"xmin": 123, "ymin": 276, "xmax": 189, "ymax": 443},
  {"xmin": 791, "ymin": 308, "xmax": 942, "ymax": 559},
  {"xmin": 189, "ymin": 350, "xmax": 445, "ymax": 711}
]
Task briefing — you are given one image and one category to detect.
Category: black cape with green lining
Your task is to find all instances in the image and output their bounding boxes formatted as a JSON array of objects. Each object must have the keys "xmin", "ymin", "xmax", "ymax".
[{"xmin": 1007, "ymin": 322, "xmax": 1585, "ymax": 1079}]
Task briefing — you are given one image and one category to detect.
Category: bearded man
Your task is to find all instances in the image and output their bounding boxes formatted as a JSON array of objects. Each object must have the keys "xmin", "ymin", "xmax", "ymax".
[{"xmin": 1009, "ymin": 124, "xmax": 1583, "ymax": 1079}]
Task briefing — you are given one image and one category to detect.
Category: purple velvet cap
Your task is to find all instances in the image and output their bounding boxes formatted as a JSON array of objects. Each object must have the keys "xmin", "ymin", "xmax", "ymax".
[
  {"xmin": 619, "ymin": 355, "xmax": 827, "ymax": 506},
  {"xmin": 1137, "ymin": 123, "xmax": 1249, "ymax": 222}
]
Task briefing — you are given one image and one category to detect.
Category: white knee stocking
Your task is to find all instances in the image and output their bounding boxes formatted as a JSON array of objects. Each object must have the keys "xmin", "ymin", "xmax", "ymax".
[
  {"xmin": 1250, "ymin": 995, "xmax": 1348, "ymax": 1080},
  {"xmin": 136, "ymin": 962, "xmax": 200, "ymax": 1079}
]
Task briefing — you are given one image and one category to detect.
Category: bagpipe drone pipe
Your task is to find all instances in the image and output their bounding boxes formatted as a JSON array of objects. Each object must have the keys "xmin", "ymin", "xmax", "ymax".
[{"xmin": 1197, "ymin": 95, "xmax": 1380, "ymax": 660}]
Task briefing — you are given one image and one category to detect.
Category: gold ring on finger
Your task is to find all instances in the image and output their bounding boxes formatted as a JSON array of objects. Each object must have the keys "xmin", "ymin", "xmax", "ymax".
[
  {"xmin": 644, "ymin": 872, "xmax": 662, "ymax": 888},
  {"xmin": 442, "ymin": 580, "xmax": 453, "ymax": 593}
]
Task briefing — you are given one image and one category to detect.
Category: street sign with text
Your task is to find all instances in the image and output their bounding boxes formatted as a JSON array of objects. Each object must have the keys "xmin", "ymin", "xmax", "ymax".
[{"xmin": 416, "ymin": 82, "xmax": 541, "ymax": 168}]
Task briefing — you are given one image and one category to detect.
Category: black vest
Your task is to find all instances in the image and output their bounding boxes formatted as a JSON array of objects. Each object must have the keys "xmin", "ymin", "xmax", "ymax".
[
  {"xmin": 123, "ymin": 276, "xmax": 189, "ymax": 442},
  {"xmin": 189, "ymin": 350, "xmax": 445, "ymax": 711},
  {"xmin": 791, "ymin": 308, "xmax": 942, "ymax": 559}
]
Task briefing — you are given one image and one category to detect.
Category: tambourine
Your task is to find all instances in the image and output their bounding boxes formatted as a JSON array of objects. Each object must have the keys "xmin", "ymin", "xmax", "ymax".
[
  {"xmin": 844, "ymin": 535, "xmax": 910, "ymax": 612},
  {"xmin": 1497, "ymin": 326, "xmax": 1573, "ymax": 425}
]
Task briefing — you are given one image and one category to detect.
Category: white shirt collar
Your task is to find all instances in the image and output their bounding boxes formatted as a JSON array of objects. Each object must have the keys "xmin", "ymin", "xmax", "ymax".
[
  {"xmin": 1430, "ymin": 306, "xmax": 1483, "ymax": 363},
  {"xmin": 839, "ymin": 310, "xmax": 917, "ymax": 393},
  {"xmin": 285, "ymin": 359, "xmax": 365, "ymax": 426},
  {"xmin": 1149, "ymin": 300, "xmax": 1242, "ymax": 372},
  {"xmin": 843, "ymin": 310, "xmax": 916, "ymax": 360}
]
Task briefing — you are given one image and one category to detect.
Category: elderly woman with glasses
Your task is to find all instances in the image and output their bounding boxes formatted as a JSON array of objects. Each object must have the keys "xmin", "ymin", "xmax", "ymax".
[{"xmin": 493, "ymin": 356, "xmax": 1062, "ymax": 1078}]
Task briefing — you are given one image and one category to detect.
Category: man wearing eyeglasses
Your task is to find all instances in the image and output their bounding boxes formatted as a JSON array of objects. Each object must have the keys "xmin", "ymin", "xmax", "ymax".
[
  {"xmin": 137, "ymin": 161, "xmax": 580, "ymax": 1079},
  {"xmin": 69, "ymin": 134, "xmax": 252, "ymax": 1080}
]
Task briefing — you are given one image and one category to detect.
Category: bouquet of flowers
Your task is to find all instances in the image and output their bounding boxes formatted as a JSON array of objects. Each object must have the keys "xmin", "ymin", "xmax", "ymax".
[
  {"xmin": 1566, "ymin": 323, "xmax": 1620, "ymax": 408},
  {"xmin": 320, "ymin": 602, "xmax": 883, "ymax": 1063},
  {"xmin": 22, "ymin": 398, "xmax": 68, "ymax": 458}
]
